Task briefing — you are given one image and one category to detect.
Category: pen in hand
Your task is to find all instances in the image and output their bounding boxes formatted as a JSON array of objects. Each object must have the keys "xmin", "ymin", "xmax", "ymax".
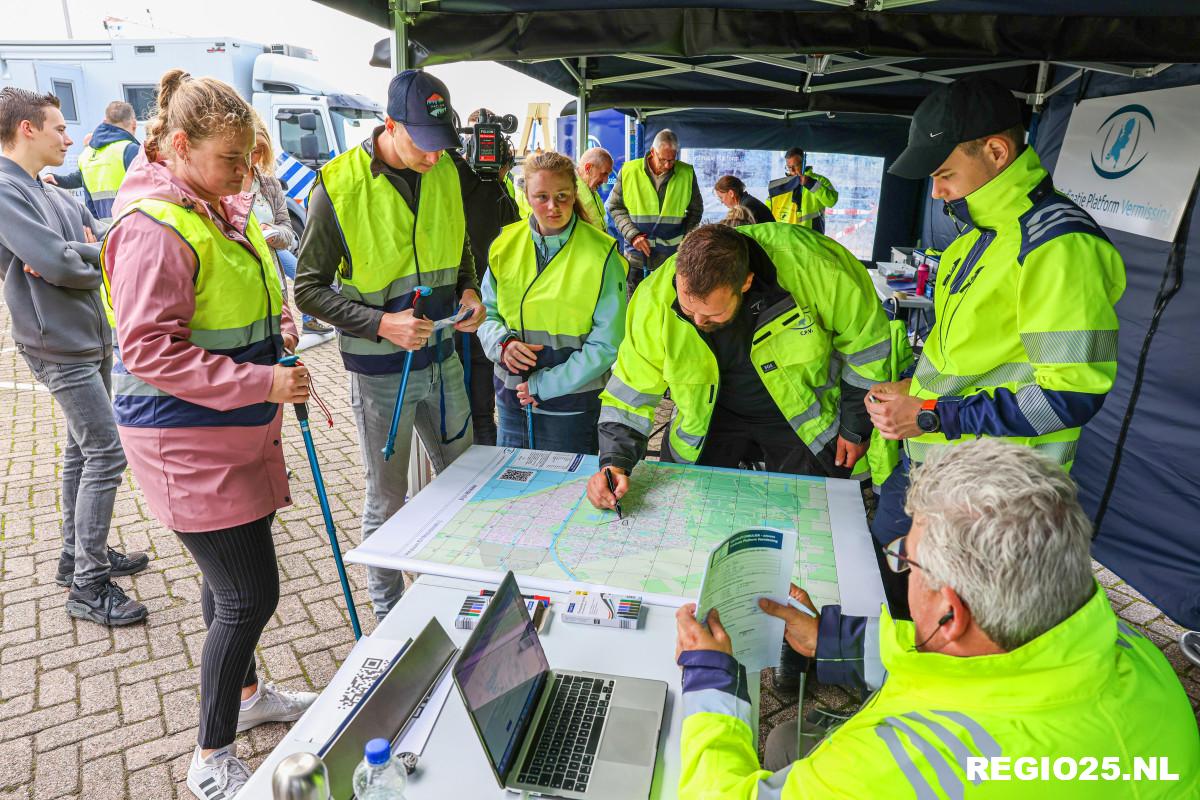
[{"xmin": 604, "ymin": 467, "xmax": 624, "ymax": 520}]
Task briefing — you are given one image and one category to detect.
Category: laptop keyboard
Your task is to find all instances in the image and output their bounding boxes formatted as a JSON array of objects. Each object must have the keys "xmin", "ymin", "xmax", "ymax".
[{"xmin": 517, "ymin": 674, "xmax": 614, "ymax": 794}]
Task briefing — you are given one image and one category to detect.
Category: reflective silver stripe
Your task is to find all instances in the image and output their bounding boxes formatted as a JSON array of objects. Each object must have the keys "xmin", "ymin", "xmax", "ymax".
[
  {"xmin": 1032, "ymin": 439, "xmax": 1077, "ymax": 465},
  {"xmin": 494, "ymin": 366, "xmax": 523, "ymax": 390},
  {"xmin": 628, "ymin": 214, "xmax": 687, "ymax": 225},
  {"xmin": 89, "ymin": 189, "xmax": 118, "ymax": 201},
  {"xmin": 844, "ymin": 339, "xmax": 891, "ymax": 367},
  {"xmin": 797, "ymin": 211, "xmax": 820, "ymax": 222},
  {"xmin": 339, "ymin": 332, "xmax": 402, "ymax": 356},
  {"xmin": 599, "ymin": 405, "xmax": 654, "ymax": 436},
  {"xmin": 523, "ymin": 330, "xmax": 588, "ymax": 350},
  {"xmin": 788, "ymin": 399, "xmax": 823, "ymax": 430},
  {"xmin": 189, "ymin": 317, "xmax": 278, "ymax": 350},
  {"xmin": 681, "ymin": 688, "xmax": 753, "ymax": 727},
  {"xmin": 863, "ymin": 618, "xmax": 885, "ymax": 691},
  {"xmin": 807, "ymin": 417, "xmax": 840, "ymax": 456},
  {"xmin": 574, "ymin": 374, "xmax": 610, "ymax": 394},
  {"xmin": 913, "ymin": 359, "xmax": 1036, "ymax": 396},
  {"xmin": 1021, "ymin": 329, "xmax": 1118, "ymax": 365},
  {"xmin": 841, "ymin": 362, "xmax": 877, "ymax": 390},
  {"xmin": 604, "ymin": 374, "xmax": 661, "ymax": 410},
  {"xmin": 1015, "ymin": 384, "xmax": 1063, "ymax": 435},
  {"xmin": 931, "ymin": 711, "xmax": 1002, "ymax": 760},
  {"xmin": 1116, "ymin": 638, "xmax": 1133, "ymax": 649},
  {"xmin": 885, "ymin": 717, "xmax": 964, "ymax": 800},
  {"xmin": 755, "ymin": 763, "xmax": 794, "ymax": 800},
  {"xmin": 875, "ymin": 725, "xmax": 938, "ymax": 800},
  {"xmin": 112, "ymin": 371, "xmax": 168, "ymax": 397},
  {"xmin": 902, "ymin": 712, "xmax": 981, "ymax": 787},
  {"xmin": 1116, "ymin": 620, "xmax": 1145, "ymax": 639},
  {"xmin": 676, "ymin": 426, "xmax": 704, "ymax": 448},
  {"xmin": 665, "ymin": 434, "xmax": 697, "ymax": 464},
  {"xmin": 339, "ymin": 266, "xmax": 459, "ymax": 307}
]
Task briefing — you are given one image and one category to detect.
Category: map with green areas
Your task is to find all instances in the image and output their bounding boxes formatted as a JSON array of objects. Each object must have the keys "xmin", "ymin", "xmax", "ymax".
[{"xmin": 407, "ymin": 448, "xmax": 841, "ymax": 607}]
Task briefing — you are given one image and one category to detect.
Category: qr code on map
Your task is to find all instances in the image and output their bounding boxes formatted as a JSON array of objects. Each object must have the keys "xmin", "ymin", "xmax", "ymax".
[
  {"xmin": 498, "ymin": 468, "xmax": 535, "ymax": 483},
  {"xmin": 337, "ymin": 656, "xmax": 389, "ymax": 711}
]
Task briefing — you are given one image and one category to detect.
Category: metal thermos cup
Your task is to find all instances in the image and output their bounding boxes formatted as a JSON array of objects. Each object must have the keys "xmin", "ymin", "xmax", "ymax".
[{"xmin": 272, "ymin": 752, "xmax": 331, "ymax": 800}]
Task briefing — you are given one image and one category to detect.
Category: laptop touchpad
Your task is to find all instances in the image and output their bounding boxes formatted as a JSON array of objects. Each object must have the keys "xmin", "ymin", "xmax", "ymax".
[{"xmin": 598, "ymin": 707, "xmax": 658, "ymax": 766}]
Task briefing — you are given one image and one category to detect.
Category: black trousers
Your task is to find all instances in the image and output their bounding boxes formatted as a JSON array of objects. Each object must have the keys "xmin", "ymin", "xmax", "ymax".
[
  {"xmin": 663, "ymin": 406, "xmax": 851, "ymax": 480},
  {"xmin": 176, "ymin": 514, "xmax": 280, "ymax": 749},
  {"xmin": 457, "ymin": 331, "xmax": 496, "ymax": 446}
]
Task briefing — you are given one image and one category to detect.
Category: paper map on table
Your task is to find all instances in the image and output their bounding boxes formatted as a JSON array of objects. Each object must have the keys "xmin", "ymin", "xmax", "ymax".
[{"xmin": 349, "ymin": 447, "xmax": 884, "ymax": 611}]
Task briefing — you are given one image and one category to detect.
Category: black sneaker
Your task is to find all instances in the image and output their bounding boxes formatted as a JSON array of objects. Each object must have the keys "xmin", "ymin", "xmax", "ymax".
[
  {"xmin": 301, "ymin": 319, "xmax": 334, "ymax": 335},
  {"xmin": 54, "ymin": 546, "xmax": 150, "ymax": 587},
  {"xmin": 66, "ymin": 579, "xmax": 148, "ymax": 626},
  {"xmin": 772, "ymin": 642, "xmax": 811, "ymax": 696}
]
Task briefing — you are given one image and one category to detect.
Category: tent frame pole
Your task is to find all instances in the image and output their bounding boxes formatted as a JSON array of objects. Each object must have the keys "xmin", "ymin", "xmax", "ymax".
[
  {"xmin": 389, "ymin": 0, "xmax": 412, "ymax": 73},
  {"xmin": 577, "ymin": 57, "xmax": 588, "ymax": 159}
]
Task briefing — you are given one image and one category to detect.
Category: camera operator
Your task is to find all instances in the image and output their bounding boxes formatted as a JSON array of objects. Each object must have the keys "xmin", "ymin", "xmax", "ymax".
[{"xmin": 452, "ymin": 108, "xmax": 521, "ymax": 445}]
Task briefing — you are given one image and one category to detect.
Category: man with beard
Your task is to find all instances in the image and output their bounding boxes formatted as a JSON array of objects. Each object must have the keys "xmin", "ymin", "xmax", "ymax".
[{"xmin": 586, "ymin": 222, "xmax": 890, "ymax": 507}]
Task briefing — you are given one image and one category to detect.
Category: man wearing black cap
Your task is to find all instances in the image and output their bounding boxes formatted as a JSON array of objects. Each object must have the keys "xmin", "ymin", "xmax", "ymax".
[
  {"xmin": 865, "ymin": 75, "xmax": 1125, "ymax": 548},
  {"xmin": 295, "ymin": 70, "xmax": 483, "ymax": 621}
]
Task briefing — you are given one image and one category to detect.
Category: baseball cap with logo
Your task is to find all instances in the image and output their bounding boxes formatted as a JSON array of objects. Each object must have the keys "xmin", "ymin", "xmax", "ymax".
[
  {"xmin": 889, "ymin": 75, "xmax": 1025, "ymax": 179},
  {"xmin": 386, "ymin": 70, "xmax": 460, "ymax": 152}
]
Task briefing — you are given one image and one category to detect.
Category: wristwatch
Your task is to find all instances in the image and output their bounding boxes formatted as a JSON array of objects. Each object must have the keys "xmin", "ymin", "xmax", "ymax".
[{"xmin": 916, "ymin": 399, "xmax": 941, "ymax": 434}]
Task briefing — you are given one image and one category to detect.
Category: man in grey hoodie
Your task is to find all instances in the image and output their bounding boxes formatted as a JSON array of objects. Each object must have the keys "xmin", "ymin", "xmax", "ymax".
[{"xmin": 0, "ymin": 87, "xmax": 148, "ymax": 626}]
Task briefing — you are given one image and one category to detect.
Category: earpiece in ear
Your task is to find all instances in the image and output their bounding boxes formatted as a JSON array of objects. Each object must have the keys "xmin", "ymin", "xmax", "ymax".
[{"xmin": 937, "ymin": 609, "xmax": 954, "ymax": 627}]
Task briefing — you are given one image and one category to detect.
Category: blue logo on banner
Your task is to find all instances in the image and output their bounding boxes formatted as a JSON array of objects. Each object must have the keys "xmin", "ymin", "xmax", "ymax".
[{"xmin": 1091, "ymin": 104, "xmax": 1155, "ymax": 180}]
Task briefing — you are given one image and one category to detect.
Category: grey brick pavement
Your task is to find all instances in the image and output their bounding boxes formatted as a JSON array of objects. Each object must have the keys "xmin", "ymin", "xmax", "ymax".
[{"xmin": 0, "ymin": 301, "xmax": 1196, "ymax": 798}]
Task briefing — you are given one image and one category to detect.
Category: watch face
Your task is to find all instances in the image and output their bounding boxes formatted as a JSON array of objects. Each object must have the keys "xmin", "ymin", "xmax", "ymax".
[{"xmin": 917, "ymin": 409, "xmax": 940, "ymax": 434}]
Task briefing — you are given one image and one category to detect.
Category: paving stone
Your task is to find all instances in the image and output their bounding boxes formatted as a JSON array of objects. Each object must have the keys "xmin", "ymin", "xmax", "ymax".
[
  {"xmin": 34, "ymin": 709, "xmax": 120, "ymax": 753},
  {"xmin": 80, "ymin": 716, "xmax": 165, "ymax": 761},
  {"xmin": 36, "ymin": 667, "xmax": 76, "ymax": 708},
  {"xmin": 78, "ymin": 671, "xmax": 118, "ymax": 715},
  {"xmin": 0, "ymin": 737, "xmax": 32, "ymax": 792},
  {"xmin": 120, "ymin": 678, "xmax": 163, "ymax": 724},
  {"xmin": 0, "ymin": 659, "xmax": 35, "ymax": 699},
  {"xmin": 32, "ymin": 741, "xmax": 79, "ymax": 799},
  {"xmin": 1120, "ymin": 601, "xmax": 1162, "ymax": 626},
  {"xmin": 78, "ymin": 752, "xmax": 126, "ymax": 800}
]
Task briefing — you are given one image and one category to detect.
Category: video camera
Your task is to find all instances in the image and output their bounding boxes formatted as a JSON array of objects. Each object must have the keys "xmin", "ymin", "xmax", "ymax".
[{"xmin": 459, "ymin": 109, "xmax": 518, "ymax": 177}]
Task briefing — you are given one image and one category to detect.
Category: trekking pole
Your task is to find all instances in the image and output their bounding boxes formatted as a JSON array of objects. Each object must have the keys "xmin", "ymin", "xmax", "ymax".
[
  {"xmin": 382, "ymin": 285, "xmax": 431, "ymax": 461},
  {"xmin": 279, "ymin": 354, "xmax": 362, "ymax": 640}
]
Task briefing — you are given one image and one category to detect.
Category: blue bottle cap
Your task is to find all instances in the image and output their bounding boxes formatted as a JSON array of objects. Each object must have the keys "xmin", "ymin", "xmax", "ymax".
[{"xmin": 365, "ymin": 738, "xmax": 391, "ymax": 766}]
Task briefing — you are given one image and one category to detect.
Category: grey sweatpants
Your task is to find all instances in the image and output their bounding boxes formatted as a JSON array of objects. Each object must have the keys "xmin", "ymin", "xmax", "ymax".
[{"xmin": 350, "ymin": 355, "xmax": 473, "ymax": 621}]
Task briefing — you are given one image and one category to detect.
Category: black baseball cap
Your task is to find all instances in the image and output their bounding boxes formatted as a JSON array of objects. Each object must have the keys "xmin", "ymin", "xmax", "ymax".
[
  {"xmin": 386, "ymin": 70, "xmax": 460, "ymax": 152},
  {"xmin": 889, "ymin": 76, "xmax": 1024, "ymax": 179}
]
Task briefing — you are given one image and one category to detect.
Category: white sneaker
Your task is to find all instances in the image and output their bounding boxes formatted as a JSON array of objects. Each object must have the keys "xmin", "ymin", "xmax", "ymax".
[
  {"xmin": 236, "ymin": 682, "xmax": 317, "ymax": 733},
  {"xmin": 187, "ymin": 745, "xmax": 251, "ymax": 800}
]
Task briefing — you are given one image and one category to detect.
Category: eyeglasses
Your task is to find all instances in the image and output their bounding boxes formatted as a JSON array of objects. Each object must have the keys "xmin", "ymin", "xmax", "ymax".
[{"xmin": 883, "ymin": 536, "xmax": 923, "ymax": 574}]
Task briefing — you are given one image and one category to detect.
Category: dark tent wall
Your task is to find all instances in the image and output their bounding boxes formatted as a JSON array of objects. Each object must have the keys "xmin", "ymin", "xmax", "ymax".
[
  {"xmin": 914, "ymin": 64, "xmax": 1200, "ymax": 627},
  {"xmin": 1032, "ymin": 64, "xmax": 1200, "ymax": 629},
  {"xmin": 641, "ymin": 113, "xmax": 924, "ymax": 261}
]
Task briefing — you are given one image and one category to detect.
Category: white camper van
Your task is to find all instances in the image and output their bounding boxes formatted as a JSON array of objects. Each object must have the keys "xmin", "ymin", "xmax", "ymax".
[{"xmin": 0, "ymin": 37, "xmax": 383, "ymax": 230}]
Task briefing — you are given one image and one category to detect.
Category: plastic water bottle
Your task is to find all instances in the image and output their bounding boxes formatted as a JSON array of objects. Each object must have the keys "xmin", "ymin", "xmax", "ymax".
[
  {"xmin": 352, "ymin": 739, "xmax": 407, "ymax": 799},
  {"xmin": 915, "ymin": 261, "xmax": 930, "ymax": 297}
]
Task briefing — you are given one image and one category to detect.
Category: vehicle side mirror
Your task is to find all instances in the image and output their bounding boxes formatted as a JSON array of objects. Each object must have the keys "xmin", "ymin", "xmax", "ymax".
[
  {"xmin": 299, "ymin": 112, "xmax": 319, "ymax": 132},
  {"xmin": 299, "ymin": 133, "xmax": 319, "ymax": 161}
]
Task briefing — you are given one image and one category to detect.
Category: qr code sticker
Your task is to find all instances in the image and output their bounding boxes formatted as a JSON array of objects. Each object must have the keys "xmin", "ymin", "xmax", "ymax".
[
  {"xmin": 337, "ymin": 656, "xmax": 389, "ymax": 711},
  {"xmin": 498, "ymin": 468, "xmax": 535, "ymax": 483}
]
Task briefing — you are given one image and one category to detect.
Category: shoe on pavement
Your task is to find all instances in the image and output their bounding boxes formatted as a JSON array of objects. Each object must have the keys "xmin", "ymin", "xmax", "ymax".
[
  {"xmin": 187, "ymin": 745, "xmax": 251, "ymax": 800},
  {"xmin": 55, "ymin": 546, "xmax": 151, "ymax": 587},
  {"xmin": 66, "ymin": 579, "xmax": 148, "ymax": 626},
  {"xmin": 236, "ymin": 681, "xmax": 318, "ymax": 733},
  {"xmin": 301, "ymin": 319, "xmax": 335, "ymax": 335},
  {"xmin": 1182, "ymin": 631, "xmax": 1200, "ymax": 669}
]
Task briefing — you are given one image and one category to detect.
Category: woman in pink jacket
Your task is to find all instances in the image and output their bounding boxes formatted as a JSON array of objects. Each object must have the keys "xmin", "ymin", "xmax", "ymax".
[{"xmin": 103, "ymin": 69, "xmax": 317, "ymax": 797}]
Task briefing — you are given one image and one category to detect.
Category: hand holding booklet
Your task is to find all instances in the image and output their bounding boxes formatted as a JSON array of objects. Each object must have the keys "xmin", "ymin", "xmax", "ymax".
[{"xmin": 695, "ymin": 528, "xmax": 798, "ymax": 672}]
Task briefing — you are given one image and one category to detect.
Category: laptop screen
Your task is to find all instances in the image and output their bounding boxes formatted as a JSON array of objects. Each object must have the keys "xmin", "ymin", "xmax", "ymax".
[{"xmin": 453, "ymin": 572, "xmax": 550, "ymax": 781}]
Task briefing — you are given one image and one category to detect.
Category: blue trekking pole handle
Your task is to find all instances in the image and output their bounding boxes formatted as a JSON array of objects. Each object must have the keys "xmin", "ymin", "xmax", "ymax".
[
  {"xmin": 382, "ymin": 285, "xmax": 432, "ymax": 461},
  {"xmin": 279, "ymin": 354, "xmax": 362, "ymax": 639}
]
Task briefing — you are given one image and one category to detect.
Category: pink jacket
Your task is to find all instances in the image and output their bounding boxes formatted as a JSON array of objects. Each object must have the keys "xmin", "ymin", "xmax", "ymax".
[{"xmin": 105, "ymin": 150, "xmax": 298, "ymax": 533}]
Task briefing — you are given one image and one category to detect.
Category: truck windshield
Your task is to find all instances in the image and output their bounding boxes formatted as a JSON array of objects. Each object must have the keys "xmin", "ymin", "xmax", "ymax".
[{"xmin": 331, "ymin": 107, "xmax": 383, "ymax": 153}]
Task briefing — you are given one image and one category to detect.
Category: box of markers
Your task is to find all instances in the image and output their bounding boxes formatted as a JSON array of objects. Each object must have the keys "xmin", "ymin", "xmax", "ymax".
[
  {"xmin": 561, "ymin": 591, "xmax": 643, "ymax": 630},
  {"xmin": 455, "ymin": 593, "xmax": 551, "ymax": 632}
]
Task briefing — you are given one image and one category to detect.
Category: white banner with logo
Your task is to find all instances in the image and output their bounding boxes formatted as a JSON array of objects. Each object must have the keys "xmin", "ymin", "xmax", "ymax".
[{"xmin": 1053, "ymin": 84, "xmax": 1200, "ymax": 242}]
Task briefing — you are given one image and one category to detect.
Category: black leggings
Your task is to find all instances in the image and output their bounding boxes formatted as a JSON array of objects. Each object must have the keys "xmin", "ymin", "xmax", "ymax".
[{"xmin": 176, "ymin": 514, "xmax": 280, "ymax": 749}]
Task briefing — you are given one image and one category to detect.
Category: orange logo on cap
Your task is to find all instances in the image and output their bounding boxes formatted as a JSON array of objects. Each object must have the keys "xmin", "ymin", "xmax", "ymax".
[{"xmin": 426, "ymin": 93, "xmax": 448, "ymax": 119}]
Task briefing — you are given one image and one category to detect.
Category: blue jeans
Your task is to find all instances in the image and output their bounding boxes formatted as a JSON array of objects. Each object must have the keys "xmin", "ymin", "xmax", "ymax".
[
  {"xmin": 20, "ymin": 352, "xmax": 126, "ymax": 586},
  {"xmin": 496, "ymin": 403, "xmax": 599, "ymax": 455},
  {"xmin": 350, "ymin": 356, "xmax": 473, "ymax": 621},
  {"xmin": 277, "ymin": 250, "xmax": 313, "ymax": 326}
]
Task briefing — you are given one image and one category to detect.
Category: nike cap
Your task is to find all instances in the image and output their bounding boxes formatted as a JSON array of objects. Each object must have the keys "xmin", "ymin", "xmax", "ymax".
[
  {"xmin": 889, "ymin": 75, "xmax": 1024, "ymax": 179},
  {"xmin": 386, "ymin": 70, "xmax": 460, "ymax": 152}
]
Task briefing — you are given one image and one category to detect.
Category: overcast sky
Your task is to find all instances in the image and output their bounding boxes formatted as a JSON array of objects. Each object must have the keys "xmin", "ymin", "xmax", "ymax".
[{"xmin": 1, "ymin": 0, "xmax": 575, "ymax": 124}]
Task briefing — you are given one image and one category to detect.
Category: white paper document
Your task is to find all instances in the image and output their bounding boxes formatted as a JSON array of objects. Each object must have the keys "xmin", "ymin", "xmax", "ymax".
[{"xmin": 695, "ymin": 528, "xmax": 797, "ymax": 673}]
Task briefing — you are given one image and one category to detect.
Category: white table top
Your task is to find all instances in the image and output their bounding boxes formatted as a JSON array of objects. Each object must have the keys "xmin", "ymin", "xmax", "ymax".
[
  {"xmin": 870, "ymin": 267, "xmax": 934, "ymax": 310},
  {"xmin": 244, "ymin": 573, "xmax": 725, "ymax": 799}
]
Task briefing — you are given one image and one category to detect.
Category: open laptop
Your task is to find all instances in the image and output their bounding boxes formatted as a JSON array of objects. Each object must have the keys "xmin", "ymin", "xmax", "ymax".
[{"xmin": 452, "ymin": 571, "xmax": 668, "ymax": 798}]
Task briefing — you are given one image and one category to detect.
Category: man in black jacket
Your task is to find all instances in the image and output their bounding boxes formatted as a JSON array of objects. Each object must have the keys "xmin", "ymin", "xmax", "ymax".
[{"xmin": 450, "ymin": 142, "xmax": 520, "ymax": 444}]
